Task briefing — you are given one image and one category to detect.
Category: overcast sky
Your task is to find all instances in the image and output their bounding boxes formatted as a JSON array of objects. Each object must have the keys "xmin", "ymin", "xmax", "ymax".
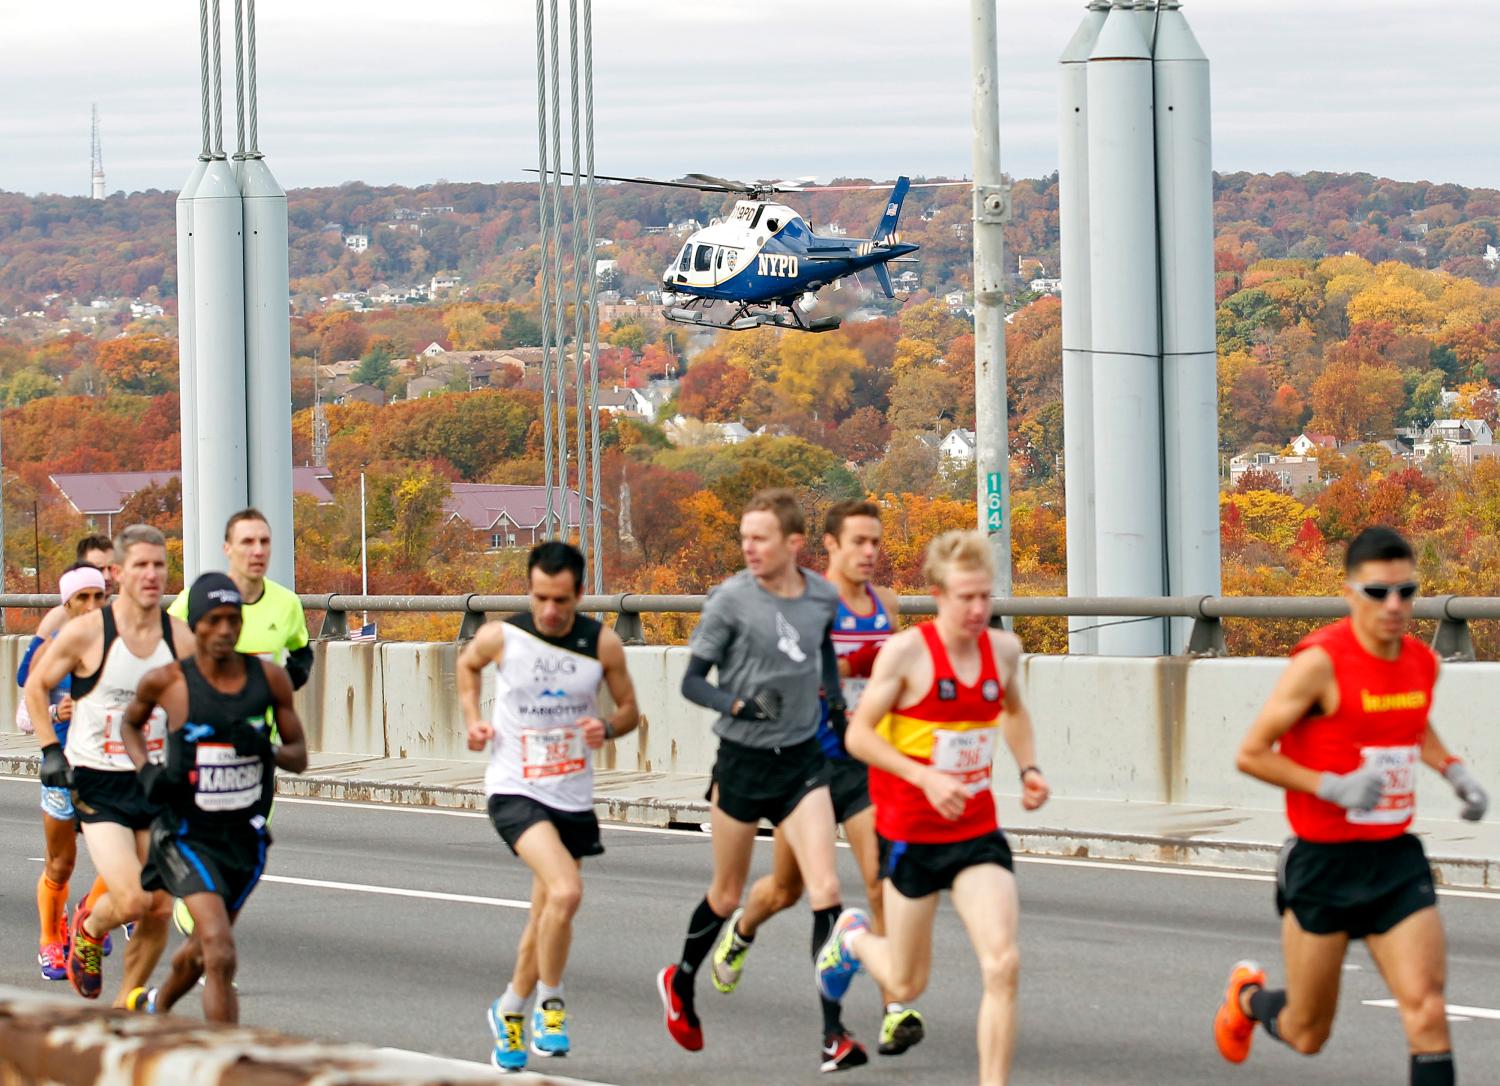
[{"xmin": 1, "ymin": 0, "xmax": 1495, "ymax": 198}]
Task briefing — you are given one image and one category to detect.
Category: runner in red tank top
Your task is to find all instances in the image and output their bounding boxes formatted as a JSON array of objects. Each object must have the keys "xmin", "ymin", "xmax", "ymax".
[
  {"xmin": 1212, "ymin": 527, "xmax": 1489, "ymax": 1086},
  {"xmin": 815, "ymin": 530, "xmax": 1049, "ymax": 1086}
]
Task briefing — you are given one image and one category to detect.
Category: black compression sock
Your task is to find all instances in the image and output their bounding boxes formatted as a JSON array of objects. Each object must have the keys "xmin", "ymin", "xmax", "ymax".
[
  {"xmin": 675, "ymin": 897, "xmax": 727, "ymax": 1001},
  {"xmin": 811, "ymin": 904, "xmax": 841, "ymax": 962},
  {"xmin": 1246, "ymin": 987, "xmax": 1289, "ymax": 1042},
  {"xmin": 1411, "ymin": 1052, "xmax": 1455, "ymax": 1086},
  {"xmin": 812, "ymin": 905, "xmax": 845, "ymax": 1035}
]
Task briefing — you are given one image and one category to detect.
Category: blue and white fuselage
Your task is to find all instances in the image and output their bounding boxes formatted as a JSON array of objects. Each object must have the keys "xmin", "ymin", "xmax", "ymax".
[{"xmin": 659, "ymin": 177, "xmax": 918, "ymax": 331}]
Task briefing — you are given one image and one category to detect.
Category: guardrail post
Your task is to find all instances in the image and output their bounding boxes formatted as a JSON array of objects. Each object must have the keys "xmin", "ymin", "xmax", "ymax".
[
  {"xmin": 316, "ymin": 595, "xmax": 347, "ymax": 640},
  {"xmin": 614, "ymin": 594, "xmax": 645, "ymax": 645},
  {"xmin": 1429, "ymin": 596, "xmax": 1475, "ymax": 661},
  {"xmin": 1185, "ymin": 597, "xmax": 1225, "ymax": 657},
  {"xmin": 458, "ymin": 595, "xmax": 486, "ymax": 640}
]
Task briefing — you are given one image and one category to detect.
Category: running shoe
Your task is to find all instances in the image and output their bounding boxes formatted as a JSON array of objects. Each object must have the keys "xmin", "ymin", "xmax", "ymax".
[
  {"xmin": 75, "ymin": 899, "xmax": 112, "ymax": 956},
  {"xmin": 656, "ymin": 964, "xmax": 703, "ymax": 1052},
  {"xmin": 710, "ymin": 907, "xmax": 750, "ymax": 994},
  {"xmin": 173, "ymin": 897, "xmax": 194, "ymax": 937},
  {"xmin": 486, "ymin": 1000, "xmax": 527, "ymax": 1073},
  {"xmin": 878, "ymin": 1006, "xmax": 925, "ymax": 1056},
  {"xmin": 815, "ymin": 908, "xmax": 869, "ymax": 1002},
  {"xmin": 1213, "ymin": 959, "xmax": 1266, "ymax": 1064},
  {"xmin": 820, "ymin": 1029, "xmax": 869, "ymax": 1074},
  {"xmin": 37, "ymin": 942, "xmax": 69, "ymax": 981},
  {"xmin": 67, "ymin": 905, "xmax": 104, "ymax": 1000},
  {"xmin": 530, "ymin": 998, "xmax": 570, "ymax": 1057},
  {"xmin": 124, "ymin": 986, "xmax": 158, "ymax": 1014}
]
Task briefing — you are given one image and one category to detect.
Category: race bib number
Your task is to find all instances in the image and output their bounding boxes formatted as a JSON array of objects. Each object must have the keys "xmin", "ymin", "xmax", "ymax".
[
  {"xmin": 193, "ymin": 742, "xmax": 265, "ymax": 812},
  {"xmin": 102, "ymin": 708, "xmax": 166, "ymax": 764},
  {"xmin": 521, "ymin": 726, "xmax": 587, "ymax": 780},
  {"xmin": 932, "ymin": 727, "xmax": 997, "ymax": 796},
  {"xmin": 839, "ymin": 677, "xmax": 868, "ymax": 709},
  {"xmin": 1348, "ymin": 744, "xmax": 1419, "ymax": 825}
]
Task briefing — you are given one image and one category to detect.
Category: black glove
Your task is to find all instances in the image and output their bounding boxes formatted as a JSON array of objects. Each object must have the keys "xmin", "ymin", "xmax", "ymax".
[
  {"xmin": 827, "ymin": 700, "xmax": 849, "ymax": 741},
  {"xmin": 137, "ymin": 761, "xmax": 171, "ymax": 805},
  {"xmin": 39, "ymin": 743, "xmax": 71, "ymax": 789},
  {"xmin": 233, "ymin": 722, "xmax": 276, "ymax": 761},
  {"xmin": 734, "ymin": 688, "xmax": 783, "ymax": 721}
]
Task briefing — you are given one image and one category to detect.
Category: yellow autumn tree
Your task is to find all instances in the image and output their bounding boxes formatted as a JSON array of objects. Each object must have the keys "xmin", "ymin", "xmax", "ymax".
[{"xmin": 1220, "ymin": 490, "xmax": 1314, "ymax": 548}]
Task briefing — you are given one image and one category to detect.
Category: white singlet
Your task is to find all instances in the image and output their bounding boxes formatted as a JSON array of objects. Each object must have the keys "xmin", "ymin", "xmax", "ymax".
[
  {"xmin": 65, "ymin": 607, "xmax": 173, "ymax": 772},
  {"xmin": 484, "ymin": 613, "xmax": 605, "ymax": 813}
]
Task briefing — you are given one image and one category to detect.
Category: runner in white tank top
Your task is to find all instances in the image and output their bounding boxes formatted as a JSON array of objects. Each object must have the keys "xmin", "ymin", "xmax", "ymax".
[
  {"xmin": 26, "ymin": 525, "xmax": 193, "ymax": 1006},
  {"xmin": 457, "ymin": 541, "xmax": 640, "ymax": 1072}
]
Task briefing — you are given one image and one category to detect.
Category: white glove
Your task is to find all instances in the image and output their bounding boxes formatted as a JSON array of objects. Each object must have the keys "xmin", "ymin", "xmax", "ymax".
[
  {"xmin": 14, "ymin": 702, "xmax": 33, "ymax": 735},
  {"xmin": 1315, "ymin": 767, "xmax": 1385, "ymax": 811},
  {"xmin": 1444, "ymin": 761, "xmax": 1488, "ymax": 822}
]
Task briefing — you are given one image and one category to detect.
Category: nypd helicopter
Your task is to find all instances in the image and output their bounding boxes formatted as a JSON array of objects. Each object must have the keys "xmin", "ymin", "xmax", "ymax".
[{"xmin": 535, "ymin": 170, "xmax": 963, "ymax": 332}]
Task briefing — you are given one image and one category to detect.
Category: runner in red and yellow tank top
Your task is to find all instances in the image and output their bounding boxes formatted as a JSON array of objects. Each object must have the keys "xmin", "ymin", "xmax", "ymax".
[
  {"xmin": 1213, "ymin": 527, "xmax": 1489, "ymax": 1086},
  {"xmin": 815, "ymin": 530, "xmax": 1049, "ymax": 1086}
]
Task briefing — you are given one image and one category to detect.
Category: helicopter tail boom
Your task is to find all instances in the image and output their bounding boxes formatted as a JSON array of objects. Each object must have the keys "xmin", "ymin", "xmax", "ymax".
[{"xmin": 871, "ymin": 176, "xmax": 911, "ymax": 245}]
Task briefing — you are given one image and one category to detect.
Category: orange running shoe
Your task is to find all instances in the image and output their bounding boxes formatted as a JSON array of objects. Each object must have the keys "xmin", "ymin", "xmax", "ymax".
[{"xmin": 1213, "ymin": 960, "xmax": 1266, "ymax": 1064}]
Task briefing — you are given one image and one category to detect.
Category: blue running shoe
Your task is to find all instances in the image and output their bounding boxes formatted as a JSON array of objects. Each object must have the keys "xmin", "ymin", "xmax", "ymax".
[
  {"xmin": 486, "ymin": 1000, "xmax": 527, "ymax": 1073},
  {"xmin": 816, "ymin": 908, "xmax": 869, "ymax": 1002},
  {"xmin": 530, "ymin": 997, "xmax": 570, "ymax": 1057}
]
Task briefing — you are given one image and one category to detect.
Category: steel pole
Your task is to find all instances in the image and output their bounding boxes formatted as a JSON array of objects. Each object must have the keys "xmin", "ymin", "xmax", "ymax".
[
  {"xmin": 969, "ymin": 0, "xmax": 1013, "ymax": 599},
  {"xmin": 1059, "ymin": 0, "xmax": 1109, "ymax": 654},
  {"xmin": 1154, "ymin": 0, "xmax": 1220, "ymax": 652},
  {"xmin": 1087, "ymin": 2, "xmax": 1166, "ymax": 654}
]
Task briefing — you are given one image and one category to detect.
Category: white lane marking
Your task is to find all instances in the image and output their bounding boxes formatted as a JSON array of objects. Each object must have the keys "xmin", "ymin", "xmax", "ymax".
[
  {"xmin": 261, "ymin": 873, "xmax": 530, "ymax": 910},
  {"xmin": 374, "ymin": 1047, "xmax": 620, "ymax": 1084},
  {"xmin": 1363, "ymin": 998, "xmax": 1497, "ymax": 1022},
  {"xmin": 5, "ymin": 776, "xmax": 1498, "ymax": 900}
]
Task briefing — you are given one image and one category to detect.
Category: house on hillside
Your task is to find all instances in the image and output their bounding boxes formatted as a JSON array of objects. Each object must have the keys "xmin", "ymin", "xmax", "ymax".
[
  {"xmin": 51, "ymin": 468, "xmax": 334, "ymax": 535},
  {"xmin": 422, "ymin": 341, "xmax": 447, "ymax": 358},
  {"xmin": 336, "ymin": 383, "xmax": 387, "ymax": 407},
  {"xmin": 1228, "ymin": 452, "xmax": 1321, "ymax": 491},
  {"xmin": 940, "ymin": 428, "xmax": 977, "ymax": 463},
  {"xmin": 444, "ymin": 484, "xmax": 591, "ymax": 550},
  {"xmin": 1029, "ymin": 277, "xmax": 1062, "ymax": 295},
  {"xmin": 430, "ymin": 272, "xmax": 461, "ymax": 294},
  {"xmin": 1414, "ymin": 419, "xmax": 1500, "ymax": 466},
  {"xmin": 343, "ymin": 234, "xmax": 369, "ymax": 252},
  {"xmin": 1290, "ymin": 431, "xmax": 1339, "ymax": 456}
]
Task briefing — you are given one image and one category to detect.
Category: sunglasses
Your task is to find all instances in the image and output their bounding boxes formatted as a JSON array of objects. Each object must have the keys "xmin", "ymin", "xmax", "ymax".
[{"xmin": 1348, "ymin": 581, "xmax": 1418, "ymax": 603}]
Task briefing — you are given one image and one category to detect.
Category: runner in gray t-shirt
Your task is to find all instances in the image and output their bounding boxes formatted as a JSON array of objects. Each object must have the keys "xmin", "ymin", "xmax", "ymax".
[
  {"xmin": 656, "ymin": 489, "xmax": 862, "ymax": 1074},
  {"xmin": 690, "ymin": 566, "xmax": 840, "ymax": 750}
]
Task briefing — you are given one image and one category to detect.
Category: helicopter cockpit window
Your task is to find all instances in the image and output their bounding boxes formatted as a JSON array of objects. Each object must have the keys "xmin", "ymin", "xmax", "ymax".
[
  {"xmin": 677, "ymin": 244, "xmax": 692, "ymax": 272},
  {"xmin": 694, "ymin": 245, "xmax": 716, "ymax": 272}
]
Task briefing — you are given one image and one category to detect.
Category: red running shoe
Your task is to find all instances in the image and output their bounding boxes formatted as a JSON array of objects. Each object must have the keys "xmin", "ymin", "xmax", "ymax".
[
  {"xmin": 657, "ymin": 965, "xmax": 703, "ymax": 1052},
  {"xmin": 820, "ymin": 1030, "xmax": 870, "ymax": 1074},
  {"xmin": 1213, "ymin": 960, "xmax": 1266, "ymax": 1064},
  {"xmin": 67, "ymin": 905, "xmax": 104, "ymax": 1000}
]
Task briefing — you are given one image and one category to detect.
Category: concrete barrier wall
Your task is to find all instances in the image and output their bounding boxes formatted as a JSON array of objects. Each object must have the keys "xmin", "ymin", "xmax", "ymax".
[{"xmin": 2, "ymin": 635, "xmax": 1494, "ymax": 810}]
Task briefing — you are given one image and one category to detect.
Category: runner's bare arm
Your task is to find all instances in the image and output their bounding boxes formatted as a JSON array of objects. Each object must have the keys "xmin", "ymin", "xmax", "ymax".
[
  {"xmin": 457, "ymin": 621, "xmax": 505, "ymax": 749},
  {"xmin": 874, "ymin": 587, "xmax": 901, "ymax": 630},
  {"xmin": 1235, "ymin": 647, "xmax": 1335, "ymax": 795},
  {"xmin": 263, "ymin": 663, "xmax": 308, "ymax": 773},
  {"xmin": 24, "ymin": 611, "xmax": 96, "ymax": 750},
  {"xmin": 579, "ymin": 627, "xmax": 639, "ymax": 749},
  {"xmin": 993, "ymin": 632, "xmax": 1049, "ymax": 811},
  {"xmin": 167, "ymin": 614, "xmax": 195, "ymax": 659},
  {"xmin": 845, "ymin": 630, "xmax": 967, "ymax": 822},
  {"xmin": 120, "ymin": 664, "xmax": 173, "ymax": 770},
  {"xmin": 35, "ymin": 604, "xmax": 68, "ymax": 641}
]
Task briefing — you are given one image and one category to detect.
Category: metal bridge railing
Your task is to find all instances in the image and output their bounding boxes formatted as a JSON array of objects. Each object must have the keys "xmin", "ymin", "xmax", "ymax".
[{"xmin": 2, "ymin": 593, "xmax": 1493, "ymax": 660}]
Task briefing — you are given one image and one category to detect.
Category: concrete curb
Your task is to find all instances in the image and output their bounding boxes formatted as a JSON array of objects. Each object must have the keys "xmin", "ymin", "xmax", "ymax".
[{"xmin": 6, "ymin": 755, "xmax": 1495, "ymax": 890}]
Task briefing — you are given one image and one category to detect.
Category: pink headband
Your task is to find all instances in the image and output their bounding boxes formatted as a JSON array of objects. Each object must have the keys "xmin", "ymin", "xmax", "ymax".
[{"xmin": 59, "ymin": 567, "xmax": 107, "ymax": 604}]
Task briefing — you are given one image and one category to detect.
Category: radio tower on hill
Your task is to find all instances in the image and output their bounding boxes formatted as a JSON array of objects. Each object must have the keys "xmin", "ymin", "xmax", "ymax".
[{"xmin": 90, "ymin": 105, "xmax": 105, "ymax": 200}]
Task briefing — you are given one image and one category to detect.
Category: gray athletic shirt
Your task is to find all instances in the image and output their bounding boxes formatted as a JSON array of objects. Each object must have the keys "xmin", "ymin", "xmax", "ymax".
[{"xmin": 690, "ymin": 568, "xmax": 840, "ymax": 749}]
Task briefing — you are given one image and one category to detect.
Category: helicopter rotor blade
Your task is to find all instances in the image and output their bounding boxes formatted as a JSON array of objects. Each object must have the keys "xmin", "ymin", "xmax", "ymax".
[
  {"xmin": 685, "ymin": 172, "xmax": 755, "ymax": 192},
  {"xmin": 525, "ymin": 168, "xmax": 743, "ymax": 193}
]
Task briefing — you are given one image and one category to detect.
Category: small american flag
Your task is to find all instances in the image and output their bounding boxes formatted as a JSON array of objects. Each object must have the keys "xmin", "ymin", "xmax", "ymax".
[{"xmin": 349, "ymin": 622, "xmax": 377, "ymax": 642}]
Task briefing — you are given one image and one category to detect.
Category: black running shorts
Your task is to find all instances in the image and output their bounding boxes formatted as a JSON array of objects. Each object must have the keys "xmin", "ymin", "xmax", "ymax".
[
  {"xmin": 72, "ymin": 766, "xmax": 161, "ymax": 831},
  {"xmin": 1276, "ymin": 833, "xmax": 1436, "ymax": 938},
  {"xmin": 878, "ymin": 830, "xmax": 1015, "ymax": 900},
  {"xmin": 828, "ymin": 756, "xmax": 873, "ymax": 825},
  {"xmin": 708, "ymin": 736, "xmax": 832, "ymax": 827},
  {"xmin": 488, "ymin": 793, "xmax": 604, "ymax": 860},
  {"xmin": 141, "ymin": 820, "xmax": 269, "ymax": 913}
]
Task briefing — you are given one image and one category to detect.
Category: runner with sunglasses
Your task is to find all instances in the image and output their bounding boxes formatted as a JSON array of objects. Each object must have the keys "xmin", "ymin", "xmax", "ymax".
[{"xmin": 1213, "ymin": 526, "xmax": 1488, "ymax": 1086}]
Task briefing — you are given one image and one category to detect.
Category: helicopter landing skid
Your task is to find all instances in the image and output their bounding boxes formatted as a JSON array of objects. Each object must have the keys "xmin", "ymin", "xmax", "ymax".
[{"xmin": 664, "ymin": 299, "xmax": 840, "ymax": 334}]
